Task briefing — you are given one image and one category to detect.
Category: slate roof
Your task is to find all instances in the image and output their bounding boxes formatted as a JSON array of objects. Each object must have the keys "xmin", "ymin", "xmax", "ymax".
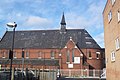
[{"xmin": 0, "ymin": 29, "xmax": 101, "ymax": 49}]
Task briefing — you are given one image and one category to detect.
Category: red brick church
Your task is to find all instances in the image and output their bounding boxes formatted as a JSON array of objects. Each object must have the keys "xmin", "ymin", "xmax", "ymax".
[{"xmin": 0, "ymin": 14, "xmax": 105, "ymax": 71}]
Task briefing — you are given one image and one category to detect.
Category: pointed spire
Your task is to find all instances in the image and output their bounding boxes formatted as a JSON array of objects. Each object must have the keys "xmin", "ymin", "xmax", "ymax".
[
  {"xmin": 60, "ymin": 12, "xmax": 66, "ymax": 33},
  {"xmin": 60, "ymin": 12, "xmax": 66, "ymax": 25}
]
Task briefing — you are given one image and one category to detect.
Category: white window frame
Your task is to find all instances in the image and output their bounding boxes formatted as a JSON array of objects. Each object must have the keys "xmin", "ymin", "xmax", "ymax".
[
  {"xmin": 13, "ymin": 51, "xmax": 17, "ymax": 59},
  {"xmin": 88, "ymin": 51, "xmax": 92, "ymax": 59},
  {"xmin": 66, "ymin": 50, "xmax": 70, "ymax": 62},
  {"xmin": 115, "ymin": 38, "xmax": 120, "ymax": 50},
  {"xmin": 96, "ymin": 52, "xmax": 100, "ymax": 59},
  {"xmin": 51, "ymin": 51, "xmax": 55, "ymax": 59},
  {"xmin": 117, "ymin": 11, "xmax": 120, "ymax": 22},
  {"xmin": 2, "ymin": 51, "xmax": 6, "ymax": 58},
  {"xmin": 38, "ymin": 51, "xmax": 42, "ymax": 59},
  {"xmin": 26, "ymin": 50, "xmax": 29, "ymax": 59},
  {"xmin": 96, "ymin": 54, "xmax": 99, "ymax": 59},
  {"xmin": 108, "ymin": 11, "xmax": 112, "ymax": 22},
  {"xmin": 111, "ymin": 0, "xmax": 116, "ymax": 5},
  {"xmin": 72, "ymin": 49, "xmax": 74, "ymax": 62},
  {"xmin": 111, "ymin": 51, "xmax": 115, "ymax": 62}
]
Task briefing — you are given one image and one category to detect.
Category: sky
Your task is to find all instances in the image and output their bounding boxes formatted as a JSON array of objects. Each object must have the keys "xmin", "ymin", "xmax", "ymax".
[{"xmin": 0, "ymin": 0, "xmax": 107, "ymax": 48}]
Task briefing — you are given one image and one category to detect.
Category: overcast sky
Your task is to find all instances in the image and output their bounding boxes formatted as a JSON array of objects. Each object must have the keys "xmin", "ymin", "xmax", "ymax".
[{"xmin": 0, "ymin": 0, "xmax": 107, "ymax": 48}]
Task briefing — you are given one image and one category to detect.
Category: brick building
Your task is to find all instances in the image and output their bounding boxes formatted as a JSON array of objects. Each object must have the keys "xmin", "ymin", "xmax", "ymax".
[
  {"xmin": 0, "ymin": 14, "xmax": 105, "ymax": 71},
  {"xmin": 103, "ymin": 0, "xmax": 120, "ymax": 80}
]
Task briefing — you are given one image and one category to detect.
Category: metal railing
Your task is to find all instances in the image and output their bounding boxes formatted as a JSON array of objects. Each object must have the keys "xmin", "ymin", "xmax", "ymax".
[
  {"xmin": 0, "ymin": 68, "xmax": 57, "ymax": 80},
  {"xmin": 0, "ymin": 67, "xmax": 105, "ymax": 80},
  {"xmin": 59, "ymin": 69, "xmax": 103, "ymax": 78}
]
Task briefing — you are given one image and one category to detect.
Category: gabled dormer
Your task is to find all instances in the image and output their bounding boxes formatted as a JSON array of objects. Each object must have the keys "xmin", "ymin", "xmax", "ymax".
[{"xmin": 64, "ymin": 37, "xmax": 78, "ymax": 49}]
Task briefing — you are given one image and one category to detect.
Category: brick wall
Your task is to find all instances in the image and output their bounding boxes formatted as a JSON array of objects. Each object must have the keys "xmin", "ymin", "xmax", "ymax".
[
  {"xmin": 103, "ymin": 0, "xmax": 120, "ymax": 80},
  {"xmin": 0, "ymin": 39, "xmax": 104, "ymax": 70}
]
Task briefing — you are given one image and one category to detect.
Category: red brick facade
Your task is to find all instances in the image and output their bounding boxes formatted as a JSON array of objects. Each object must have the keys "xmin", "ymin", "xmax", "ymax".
[{"xmin": 0, "ymin": 38, "xmax": 105, "ymax": 70}]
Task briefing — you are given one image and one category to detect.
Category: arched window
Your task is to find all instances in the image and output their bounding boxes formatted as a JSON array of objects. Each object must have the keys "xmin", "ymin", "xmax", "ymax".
[
  {"xmin": 67, "ymin": 50, "xmax": 70, "ymax": 62},
  {"xmin": 72, "ymin": 49, "xmax": 74, "ymax": 62},
  {"xmin": 88, "ymin": 51, "xmax": 92, "ymax": 59}
]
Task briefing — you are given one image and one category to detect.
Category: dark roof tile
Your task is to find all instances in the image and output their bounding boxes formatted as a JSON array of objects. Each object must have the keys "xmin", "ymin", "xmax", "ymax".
[{"xmin": 0, "ymin": 29, "xmax": 101, "ymax": 49}]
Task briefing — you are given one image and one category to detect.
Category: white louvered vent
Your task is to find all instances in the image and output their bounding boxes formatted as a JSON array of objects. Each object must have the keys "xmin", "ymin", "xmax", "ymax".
[{"xmin": 86, "ymin": 42, "xmax": 92, "ymax": 44}]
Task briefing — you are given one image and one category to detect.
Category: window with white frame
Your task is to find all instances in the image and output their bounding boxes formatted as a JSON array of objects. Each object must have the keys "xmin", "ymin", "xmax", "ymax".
[
  {"xmin": 88, "ymin": 51, "xmax": 92, "ymax": 59},
  {"xmin": 51, "ymin": 51, "xmax": 55, "ymax": 59},
  {"xmin": 108, "ymin": 11, "xmax": 112, "ymax": 22},
  {"xmin": 26, "ymin": 50, "xmax": 29, "ymax": 58},
  {"xmin": 2, "ymin": 51, "xmax": 6, "ymax": 58},
  {"xmin": 13, "ymin": 51, "xmax": 17, "ymax": 58},
  {"xmin": 38, "ymin": 51, "xmax": 42, "ymax": 59},
  {"xmin": 96, "ymin": 54, "xmax": 99, "ymax": 59},
  {"xmin": 72, "ymin": 49, "xmax": 74, "ymax": 62},
  {"xmin": 96, "ymin": 51, "xmax": 100, "ymax": 59},
  {"xmin": 66, "ymin": 50, "xmax": 70, "ymax": 62},
  {"xmin": 115, "ymin": 38, "xmax": 120, "ymax": 50},
  {"xmin": 117, "ymin": 11, "xmax": 120, "ymax": 22},
  {"xmin": 111, "ymin": 51, "xmax": 115, "ymax": 62},
  {"xmin": 111, "ymin": 0, "xmax": 116, "ymax": 5}
]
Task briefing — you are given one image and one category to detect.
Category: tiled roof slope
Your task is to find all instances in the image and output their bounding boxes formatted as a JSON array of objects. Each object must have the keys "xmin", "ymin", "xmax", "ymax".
[{"xmin": 0, "ymin": 29, "xmax": 101, "ymax": 49}]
